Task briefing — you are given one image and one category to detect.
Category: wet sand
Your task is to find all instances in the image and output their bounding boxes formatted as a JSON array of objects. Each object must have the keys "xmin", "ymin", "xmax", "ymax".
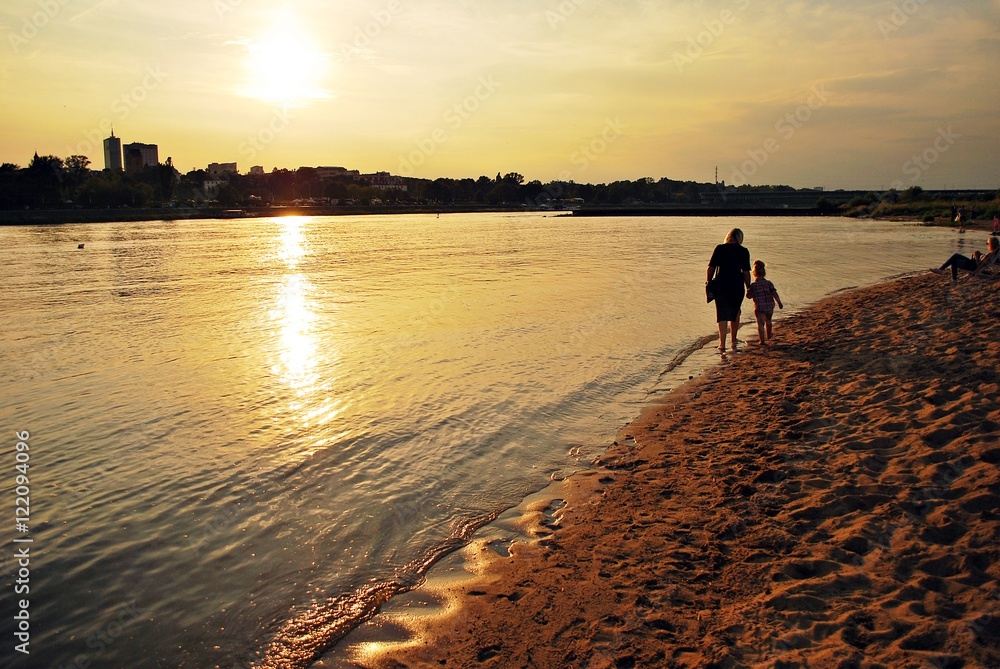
[{"xmin": 355, "ymin": 272, "xmax": 1000, "ymax": 669}]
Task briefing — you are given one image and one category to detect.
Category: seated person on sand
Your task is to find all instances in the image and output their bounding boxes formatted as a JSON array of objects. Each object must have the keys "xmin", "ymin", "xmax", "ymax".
[{"xmin": 932, "ymin": 236, "xmax": 1000, "ymax": 281}]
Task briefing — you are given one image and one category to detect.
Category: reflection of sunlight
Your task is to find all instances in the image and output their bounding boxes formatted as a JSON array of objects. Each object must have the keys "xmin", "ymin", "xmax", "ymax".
[
  {"xmin": 278, "ymin": 216, "xmax": 307, "ymax": 268},
  {"xmin": 272, "ymin": 215, "xmax": 317, "ymax": 391},
  {"xmin": 274, "ymin": 274, "xmax": 317, "ymax": 392},
  {"xmin": 266, "ymin": 215, "xmax": 344, "ymax": 466}
]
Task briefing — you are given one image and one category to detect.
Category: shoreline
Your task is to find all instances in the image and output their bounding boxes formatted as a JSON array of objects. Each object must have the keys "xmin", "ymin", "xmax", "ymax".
[
  {"xmin": 1, "ymin": 204, "xmax": 994, "ymax": 228},
  {"xmin": 0, "ymin": 204, "xmax": 832, "ymax": 226},
  {"xmin": 331, "ymin": 271, "xmax": 1000, "ymax": 668}
]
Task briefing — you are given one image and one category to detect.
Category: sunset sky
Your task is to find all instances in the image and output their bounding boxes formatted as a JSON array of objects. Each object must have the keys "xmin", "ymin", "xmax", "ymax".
[{"xmin": 1, "ymin": 0, "xmax": 998, "ymax": 189}]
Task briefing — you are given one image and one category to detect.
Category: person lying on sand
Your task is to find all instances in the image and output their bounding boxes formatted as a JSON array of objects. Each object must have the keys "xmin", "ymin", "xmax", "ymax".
[{"xmin": 932, "ymin": 236, "xmax": 1000, "ymax": 281}]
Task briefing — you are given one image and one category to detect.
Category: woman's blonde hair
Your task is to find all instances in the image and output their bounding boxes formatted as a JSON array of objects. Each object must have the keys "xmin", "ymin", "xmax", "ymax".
[
  {"xmin": 725, "ymin": 228, "xmax": 744, "ymax": 244},
  {"xmin": 753, "ymin": 260, "xmax": 766, "ymax": 277}
]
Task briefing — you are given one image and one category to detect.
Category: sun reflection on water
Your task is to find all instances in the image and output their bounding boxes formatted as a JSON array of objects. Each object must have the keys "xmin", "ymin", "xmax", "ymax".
[
  {"xmin": 269, "ymin": 217, "xmax": 341, "ymax": 438},
  {"xmin": 278, "ymin": 216, "xmax": 308, "ymax": 268},
  {"xmin": 274, "ymin": 273, "xmax": 318, "ymax": 392}
]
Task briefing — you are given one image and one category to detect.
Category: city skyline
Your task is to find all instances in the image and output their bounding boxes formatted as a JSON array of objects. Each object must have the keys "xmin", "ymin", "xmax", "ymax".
[{"xmin": 2, "ymin": 1, "xmax": 998, "ymax": 190}]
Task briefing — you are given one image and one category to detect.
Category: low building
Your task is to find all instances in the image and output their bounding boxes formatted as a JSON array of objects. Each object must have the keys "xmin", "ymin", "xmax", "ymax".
[
  {"xmin": 361, "ymin": 171, "xmax": 407, "ymax": 192},
  {"xmin": 249, "ymin": 166, "xmax": 265, "ymax": 176},
  {"xmin": 315, "ymin": 166, "xmax": 361, "ymax": 180},
  {"xmin": 204, "ymin": 179, "xmax": 228, "ymax": 197},
  {"xmin": 123, "ymin": 142, "xmax": 158, "ymax": 175},
  {"xmin": 208, "ymin": 162, "xmax": 238, "ymax": 177}
]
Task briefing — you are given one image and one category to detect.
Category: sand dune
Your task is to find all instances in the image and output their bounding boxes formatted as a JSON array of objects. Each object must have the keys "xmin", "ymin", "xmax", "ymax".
[{"xmin": 358, "ymin": 272, "xmax": 1000, "ymax": 669}]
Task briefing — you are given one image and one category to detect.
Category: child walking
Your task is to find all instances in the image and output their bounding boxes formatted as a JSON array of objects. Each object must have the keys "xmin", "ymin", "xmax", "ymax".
[{"xmin": 746, "ymin": 260, "xmax": 783, "ymax": 345}]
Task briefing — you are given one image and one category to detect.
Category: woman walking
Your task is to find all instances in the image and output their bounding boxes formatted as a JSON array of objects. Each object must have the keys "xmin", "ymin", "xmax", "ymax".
[{"xmin": 707, "ymin": 228, "xmax": 752, "ymax": 352}]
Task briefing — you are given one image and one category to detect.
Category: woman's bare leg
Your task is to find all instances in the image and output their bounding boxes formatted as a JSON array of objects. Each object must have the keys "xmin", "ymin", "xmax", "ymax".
[
  {"xmin": 730, "ymin": 316, "xmax": 740, "ymax": 350},
  {"xmin": 718, "ymin": 321, "xmax": 728, "ymax": 351}
]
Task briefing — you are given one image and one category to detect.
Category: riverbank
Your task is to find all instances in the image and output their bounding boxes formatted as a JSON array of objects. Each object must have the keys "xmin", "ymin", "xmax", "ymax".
[
  {"xmin": 349, "ymin": 272, "xmax": 1000, "ymax": 669},
  {"xmin": 0, "ymin": 203, "xmax": 533, "ymax": 225},
  {"xmin": 1, "ymin": 204, "xmax": 834, "ymax": 224}
]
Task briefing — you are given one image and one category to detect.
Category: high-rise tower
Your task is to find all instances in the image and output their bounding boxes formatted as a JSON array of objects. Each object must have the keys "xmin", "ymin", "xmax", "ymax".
[{"xmin": 103, "ymin": 130, "xmax": 123, "ymax": 171}]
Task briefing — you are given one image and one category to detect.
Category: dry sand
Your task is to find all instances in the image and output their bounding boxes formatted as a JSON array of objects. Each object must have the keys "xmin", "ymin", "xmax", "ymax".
[{"xmin": 355, "ymin": 272, "xmax": 1000, "ymax": 669}]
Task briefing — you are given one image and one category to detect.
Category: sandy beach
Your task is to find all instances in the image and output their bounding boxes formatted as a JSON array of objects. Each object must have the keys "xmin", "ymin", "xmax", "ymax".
[{"xmin": 354, "ymin": 271, "xmax": 1000, "ymax": 669}]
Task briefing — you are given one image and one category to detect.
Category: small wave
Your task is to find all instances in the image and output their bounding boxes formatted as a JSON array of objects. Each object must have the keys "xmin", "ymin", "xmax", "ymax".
[
  {"xmin": 656, "ymin": 333, "xmax": 719, "ymax": 380},
  {"xmin": 251, "ymin": 512, "xmax": 497, "ymax": 669}
]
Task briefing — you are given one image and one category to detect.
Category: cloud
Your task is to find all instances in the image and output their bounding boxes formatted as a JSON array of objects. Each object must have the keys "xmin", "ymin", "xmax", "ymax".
[{"xmin": 0, "ymin": 0, "xmax": 997, "ymax": 186}]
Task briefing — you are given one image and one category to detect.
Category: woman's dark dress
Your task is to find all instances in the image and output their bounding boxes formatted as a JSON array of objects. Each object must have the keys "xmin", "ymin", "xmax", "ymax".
[{"xmin": 709, "ymin": 243, "xmax": 751, "ymax": 322}]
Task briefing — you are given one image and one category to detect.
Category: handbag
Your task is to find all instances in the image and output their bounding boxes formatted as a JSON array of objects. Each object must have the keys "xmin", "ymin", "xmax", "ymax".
[{"xmin": 706, "ymin": 278, "xmax": 717, "ymax": 303}]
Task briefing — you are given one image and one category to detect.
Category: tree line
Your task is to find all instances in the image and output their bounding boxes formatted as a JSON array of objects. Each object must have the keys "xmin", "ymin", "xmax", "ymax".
[{"xmin": 3, "ymin": 152, "xmax": 935, "ymax": 212}]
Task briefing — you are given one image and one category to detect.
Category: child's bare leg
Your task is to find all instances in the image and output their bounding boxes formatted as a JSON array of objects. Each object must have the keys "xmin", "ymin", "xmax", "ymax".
[
  {"xmin": 765, "ymin": 313, "xmax": 774, "ymax": 340},
  {"xmin": 755, "ymin": 312, "xmax": 767, "ymax": 344}
]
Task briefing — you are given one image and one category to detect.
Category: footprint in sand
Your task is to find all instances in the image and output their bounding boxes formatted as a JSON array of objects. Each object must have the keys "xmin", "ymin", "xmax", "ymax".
[{"xmin": 777, "ymin": 558, "xmax": 841, "ymax": 581}]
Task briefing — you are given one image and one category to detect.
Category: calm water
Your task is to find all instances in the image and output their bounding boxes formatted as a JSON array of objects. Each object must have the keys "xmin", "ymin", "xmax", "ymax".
[{"xmin": 0, "ymin": 214, "xmax": 964, "ymax": 668}]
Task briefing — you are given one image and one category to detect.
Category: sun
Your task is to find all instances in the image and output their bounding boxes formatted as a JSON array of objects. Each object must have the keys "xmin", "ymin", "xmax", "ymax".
[{"xmin": 243, "ymin": 19, "xmax": 330, "ymax": 106}]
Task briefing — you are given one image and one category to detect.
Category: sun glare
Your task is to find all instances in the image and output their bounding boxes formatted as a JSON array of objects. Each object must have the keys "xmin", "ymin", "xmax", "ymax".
[{"xmin": 243, "ymin": 21, "xmax": 330, "ymax": 106}]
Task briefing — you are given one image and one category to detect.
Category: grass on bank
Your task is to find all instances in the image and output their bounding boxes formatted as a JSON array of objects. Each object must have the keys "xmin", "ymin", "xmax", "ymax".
[{"xmin": 841, "ymin": 187, "xmax": 1000, "ymax": 224}]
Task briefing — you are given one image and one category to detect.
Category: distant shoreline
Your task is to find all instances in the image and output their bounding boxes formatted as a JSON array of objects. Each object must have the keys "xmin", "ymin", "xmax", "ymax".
[
  {"xmin": 0, "ymin": 204, "xmax": 831, "ymax": 225},
  {"xmin": 0, "ymin": 204, "xmax": 991, "ymax": 226},
  {"xmin": 0, "ymin": 204, "xmax": 526, "ymax": 226}
]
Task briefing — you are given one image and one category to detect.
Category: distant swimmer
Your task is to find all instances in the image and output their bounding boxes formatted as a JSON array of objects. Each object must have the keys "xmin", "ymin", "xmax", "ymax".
[{"xmin": 77, "ymin": 243, "xmax": 85, "ymax": 249}]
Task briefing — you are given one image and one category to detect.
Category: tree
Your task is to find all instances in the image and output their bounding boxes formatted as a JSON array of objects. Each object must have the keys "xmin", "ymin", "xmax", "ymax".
[
  {"xmin": 157, "ymin": 162, "xmax": 178, "ymax": 201},
  {"xmin": 425, "ymin": 178, "xmax": 454, "ymax": 203},
  {"xmin": 65, "ymin": 155, "xmax": 91, "ymax": 172},
  {"xmin": 75, "ymin": 170, "xmax": 154, "ymax": 207},
  {"xmin": 63, "ymin": 155, "xmax": 92, "ymax": 202},
  {"xmin": 217, "ymin": 185, "xmax": 241, "ymax": 207},
  {"xmin": 815, "ymin": 197, "xmax": 840, "ymax": 214},
  {"xmin": 27, "ymin": 153, "xmax": 64, "ymax": 205}
]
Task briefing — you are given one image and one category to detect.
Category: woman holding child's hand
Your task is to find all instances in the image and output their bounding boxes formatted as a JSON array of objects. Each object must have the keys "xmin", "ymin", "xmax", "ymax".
[{"xmin": 707, "ymin": 228, "xmax": 752, "ymax": 352}]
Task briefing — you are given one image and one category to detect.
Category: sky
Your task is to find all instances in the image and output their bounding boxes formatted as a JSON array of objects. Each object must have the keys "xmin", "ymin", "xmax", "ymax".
[{"xmin": 1, "ymin": 0, "xmax": 998, "ymax": 189}]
